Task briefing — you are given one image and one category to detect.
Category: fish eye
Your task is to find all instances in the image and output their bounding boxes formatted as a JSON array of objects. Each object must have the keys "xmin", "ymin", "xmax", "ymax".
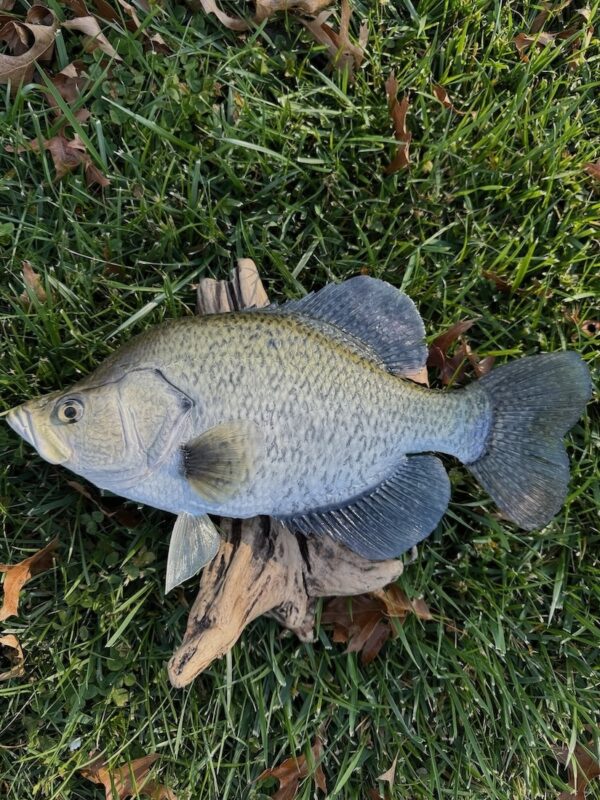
[{"xmin": 57, "ymin": 398, "xmax": 84, "ymax": 424}]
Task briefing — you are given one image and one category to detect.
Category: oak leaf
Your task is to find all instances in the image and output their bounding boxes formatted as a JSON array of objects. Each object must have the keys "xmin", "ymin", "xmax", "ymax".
[
  {"xmin": 427, "ymin": 319, "xmax": 494, "ymax": 386},
  {"xmin": 0, "ymin": 634, "xmax": 25, "ymax": 681},
  {"xmin": 0, "ymin": 7, "xmax": 57, "ymax": 91},
  {"xmin": 257, "ymin": 738, "xmax": 326, "ymax": 800},
  {"xmin": 301, "ymin": 0, "xmax": 367, "ymax": 79},
  {"xmin": 81, "ymin": 754, "xmax": 178, "ymax": 800},
  {"xmin": 322, "ymin": 585, "xmax": 431, "ymax": 665},
  {"xmin": 553, "ymin": 736, "xmax": 600, "ymax": 799},
  {"xmin": 384, "ymin": 72, "xmax": 411, "ymax": 173},
  {"xmin": 7, "ymin": 133, "xmax": 109, "ymax": 187},
  {"xmin": 0, "ymin": 537, "xmax": 59, "ymax": 622}
]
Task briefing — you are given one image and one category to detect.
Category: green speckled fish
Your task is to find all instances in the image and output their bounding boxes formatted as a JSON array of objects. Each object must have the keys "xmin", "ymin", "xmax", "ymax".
[{"xmin": 6, "ymin": 277, "xmax": 591, "ymax": 591}]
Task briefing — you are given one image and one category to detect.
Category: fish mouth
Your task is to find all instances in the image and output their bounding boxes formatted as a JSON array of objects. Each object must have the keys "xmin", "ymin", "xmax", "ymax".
[{"xmin": 6, "ymin": 404, "xmax": 71, "ymax": 465}]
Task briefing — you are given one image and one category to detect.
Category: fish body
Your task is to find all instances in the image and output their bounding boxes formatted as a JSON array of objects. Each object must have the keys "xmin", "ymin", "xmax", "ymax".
[{"xmin": 6, "ymin": 277, "xmax": 591, "ymax": 589}]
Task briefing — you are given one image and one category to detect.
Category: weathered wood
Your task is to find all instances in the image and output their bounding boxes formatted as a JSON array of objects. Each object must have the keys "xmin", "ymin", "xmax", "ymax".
[{"xmin": 168, "ymin": 260, "xmax": 403, "ymax": 687}]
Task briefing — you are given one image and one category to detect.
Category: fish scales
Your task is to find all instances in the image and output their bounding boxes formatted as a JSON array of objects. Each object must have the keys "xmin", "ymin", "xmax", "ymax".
[{"xmin": 6, "ymin": 276, "xmax": 591, "ymax": 590}]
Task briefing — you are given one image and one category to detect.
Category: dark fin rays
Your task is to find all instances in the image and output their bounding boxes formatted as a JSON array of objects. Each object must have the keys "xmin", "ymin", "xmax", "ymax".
[
  {"xmin": 182, "ymin": 420, "xmax": 264, "ymax": 503},
  {"xmin": 267, "ymin": 276, "xmax": 427, "ymax": 376},
  {"xmin": 466, "ymin": 352, "xmax": 592, "ymax": 529},
  {"xmin": 279, "ymin": 454, "xmax": 451, "ymax": 560}
]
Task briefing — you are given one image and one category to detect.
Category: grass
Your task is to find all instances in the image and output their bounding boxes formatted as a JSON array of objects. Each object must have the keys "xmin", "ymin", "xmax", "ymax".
[{"xmin": 0, "ymin": 0, "xmax": 599, "ymax": 797}]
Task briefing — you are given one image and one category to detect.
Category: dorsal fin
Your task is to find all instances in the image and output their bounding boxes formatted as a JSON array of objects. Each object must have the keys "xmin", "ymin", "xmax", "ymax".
[{"xmin": 265, "ymin": 276, "xmax": 427, "ymax": 376}]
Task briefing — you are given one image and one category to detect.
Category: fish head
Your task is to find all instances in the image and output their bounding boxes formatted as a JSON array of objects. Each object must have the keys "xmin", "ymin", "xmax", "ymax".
[{"xmin": 6, "ymin": 368, "xmax": 193, "ymax": 490}]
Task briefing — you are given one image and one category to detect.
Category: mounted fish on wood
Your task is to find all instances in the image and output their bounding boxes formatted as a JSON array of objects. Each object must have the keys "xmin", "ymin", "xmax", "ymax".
[{"xmin": 6, "ymin": 277, "xmax": 591, "ymax": 592}]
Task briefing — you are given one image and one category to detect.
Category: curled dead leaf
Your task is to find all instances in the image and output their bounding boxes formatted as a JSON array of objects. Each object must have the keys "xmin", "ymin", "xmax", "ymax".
[
  {"xmin": 301, "ymin": 0, "xmax": 366, "ymax": 79},
  {"xmin": 0, "ymin": 8, "xmax": 58, "ymax": 92},
  {"xmin": 187, "ymin": 0, "xmax": 250, "ymax": 31},
  {"xmin": 0, "ymin": 537, "xmax": 59, "ymax": 622},
  {"xmin": 553, "ymin": 735, "xmax": 600, "ymax": 800},
  {"xmin": 0, "ymin": 634, "xmax": 25, "ymax": 681},
  {"xmin": 322, "ymin": 585, "xmax": 432, "ymax": 665},
  {"xmin": 514, "ymin": 30, "xmax": 556, "ymax": 59},
  {"xmin": 7, "ymin": 133, "xmax": 110, "ymax": 187},
  {"xmin": 583, "ymin": 162, "xmax": 600, "ymax": 180},
  {"xmin": 254, "ymin": 0, "xmax": 332, "ymax": 23},
  {"xmin": 257, "ymin": 738, "xmax": 326, "ymax": 800},
  {"xmin": 432, "ymin": 83, "xmax": 466, "ymax": 114},
  {"xmin": 19, "ymin": 261, "xmax": 48, "ymax": 305},
  {"xmin": 81, "ymin": 753, "xmax": 178, "ymax": 800},
  {"xmin": 384, "ymin": 72, "xmax": 411, "ymax": 173},
  {"xmin": 377, "ymin": 754, "xmax": 398, "ymax": 786},
  {"xmin": 62, "ymin": 10, "xmax": 122, "ymax": 60}
]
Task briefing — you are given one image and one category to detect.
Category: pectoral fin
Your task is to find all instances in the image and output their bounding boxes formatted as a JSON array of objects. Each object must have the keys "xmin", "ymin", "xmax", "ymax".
[
  {"xmin": 165, "ymin": 513, "xmax": 220, "ymax": 593},
  {"xmin": 182, "ymin": 420, "xmax": 263, "ymax": 503}
]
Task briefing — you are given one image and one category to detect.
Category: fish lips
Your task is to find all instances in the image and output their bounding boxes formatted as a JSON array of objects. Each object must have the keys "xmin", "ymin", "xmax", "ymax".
[{"xmin": 6, "ymin": 404, "xmax": 71, "ymax": 465}]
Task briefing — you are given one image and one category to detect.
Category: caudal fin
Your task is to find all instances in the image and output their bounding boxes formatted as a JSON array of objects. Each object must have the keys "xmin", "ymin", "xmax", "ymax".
[{"xmin": 466, "ymin": 352, "xmax": 591, "ymax": 529}]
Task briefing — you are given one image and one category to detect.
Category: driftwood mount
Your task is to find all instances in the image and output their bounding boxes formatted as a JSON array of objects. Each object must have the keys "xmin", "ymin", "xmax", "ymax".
[{"xmin": 168, "ymin": 260, "xmax": 403, "ymax": 688}]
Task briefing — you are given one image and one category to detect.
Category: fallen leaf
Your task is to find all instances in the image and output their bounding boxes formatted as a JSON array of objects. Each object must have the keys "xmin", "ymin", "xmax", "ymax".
[
  {"xmin": 0, "ymin": 634, "xmax": 25, "ymax": 681},
  {"xmin": 67, "ymin": 480, "xmax": 142, "ymax": 527},
  {"xmin": 377, "ymin": 755, "xmax": 398, "ymax": 786},
  {"xmin": 429, "ymin": 318, "xmax": 477, "ymax": 356},
  {"xmin": 0, "ymin": 9, "xmax": 58, "ymax": 91},
  {"xmin": 62, "ymin": 12, "xmax": 122, "ymax": 60},
  {"xmin": 322, "ymin": 585, "xmax": 431, "ymax": 665},
  {"xmin": 0, "ymin": 537, "xmax": 59, "ymax": 622},
  {"xmin": 384, "ymin": 72, "xmax": 411, "ymax": 173},
  {"xmin": 366, "ymin": 790, "xmax": 382, "ymax": 800},
  {"xmin": 188, "ymin": 0, "xmax": 250, "ymax": 31},
  {"xmin": 254, "ymin": 0, "xmax": 332, "ymax": 23},
  {"xmin": 553, "ymin": 735, "xmax": 600, "ymax": 799},
  {"xmin": 257, "ymin": 738, "xmax": 326, "ymax": 800},
  {"xmin": 482, "ymin": 270, "xmax": 512, "ymax": 293},
  {"xmin": 301, "ymin": 0, "xmax": 366, "ymax": 79},
  {"xmin": 81, "ymin": 753, "xmax": 178, "ymax": 800},
  {"xmin": 432, "ymin": 83, "xmax": 466, "ymax": 114},
  {"xmin": 19, "ymin": 260, "xmax": 48, "ymax": 305},
  {"xmin": 514, "ymin": 30, "xmax": 556, "ymax": 59},
  {"xmin": 7, "ymin": 133, "xmax": 110, "ymax": 187},
  {"xmin": 579, "ymin": 320, "xmax": 599, "ymax": 336}
]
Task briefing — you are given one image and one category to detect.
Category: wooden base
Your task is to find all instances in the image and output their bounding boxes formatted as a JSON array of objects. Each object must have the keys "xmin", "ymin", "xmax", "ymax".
[{"xmin": 167, "ymin": 261, "xmax": 403, "ymax": 687}]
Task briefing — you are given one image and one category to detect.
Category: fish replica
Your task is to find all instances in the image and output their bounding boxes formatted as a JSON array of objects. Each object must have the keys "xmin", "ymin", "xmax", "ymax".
[{"xmin": 6, "ymin": 277, "xmax": 591, "ymax": 592}]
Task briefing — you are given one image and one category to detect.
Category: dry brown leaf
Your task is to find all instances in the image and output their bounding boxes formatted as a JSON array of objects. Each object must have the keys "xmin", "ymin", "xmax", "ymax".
[
  {"xmin": 377, "ymin": 755, "xmax": 398, "ymax": 786},
  {"xmin": 0, "ymin": 9, "xmax": 58, "ymax": 91},
  {"xmin": 301, "ymin": 0, "xmax": 366, "ymax": 78},
  {"xmin": 432, "ymin": 83, "xmax": 466, "ymax": 114},
  {"xmin": 257, "ymin": 738, "xmax": 326, "ymax": 800},
  {"xmin": 62, "ymin": 14, "xmax": 122, "ymax": 60},
  {"xmin": 0, "ymin": 537, "xmax": 59, "ymax": 622},
  {"xmin": 514, "ymin": 30, "xmax": 556, "ymax": 59},
  {"xmin": 427, "ymin": 321, "xmax": 494, "ymax": 386},
  {"xmin": 7, "ymin": 133, "xmax": 109, "ymax": 187},
  {"xmin": 366, "ymin": 790, "xmax": 382, "ymax": 800},
  {"xmin": 254, "ymin": 0, "xmax": 331, "ymax": 23},
  {"xmin": 384, "ymin": 72, "xmax": 411, "ymax": 173},
  {"xmin": 19, "ymin": 260, "xmax": 48, "ymax": 305},
  {"xmin": 0, "ymin": 634, "xmax": 25, "ymax": 681},
  {"xmin": 81, "ymin": 754, "xmax": 178, "ymax": 800},
  {"xmin": 554, "ymin": 736, "xmax": 600, "ymax": 799},
  {"xmin": 429, "ymin": 318, "xmax": 477, "ymax": 356},
  {"xmin": 482, "ymin": 270, "xmax": 512, "ymax": 293},
  {"xmin": 67, "ymin": 480, "xmax": 143, "ymax": 527},
  {"xmin": 322, "ymin": 585, "xmax": 431, "ymax": 665},
  {"xmin": 188, "ymin": 0, "xmax": 249, "ymax": 31}
]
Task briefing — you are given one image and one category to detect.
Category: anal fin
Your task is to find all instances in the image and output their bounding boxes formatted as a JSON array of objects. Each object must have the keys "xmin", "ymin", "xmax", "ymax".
[
  {"xmin": 279, "ymin": 455, "xmax": 450, "ymax": 560},
  {"xmin": 165, "ymin": 513, "xmax": 221, "ymax": 593}
]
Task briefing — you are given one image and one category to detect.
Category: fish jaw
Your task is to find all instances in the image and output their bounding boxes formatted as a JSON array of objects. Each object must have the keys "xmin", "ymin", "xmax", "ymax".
[{"xmin": 6, "ymin": 403, "xmax": 71, "ymax": 465}]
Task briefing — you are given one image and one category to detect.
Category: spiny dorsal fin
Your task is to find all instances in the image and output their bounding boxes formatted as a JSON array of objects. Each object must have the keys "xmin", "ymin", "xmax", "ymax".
[
  {"xmin": 182, "ymin": 420, "xmax": 264, "ymax": 503},
  {"xmin": 165, "ymin": 513, "xmax": 220, "ymax": 593},
  {"xmin": 279, "ymin": 454, "xmax": 450, "ymax": 560},
  {"xmin": 266, "ymin": 276, "xmax": 427, "ymax": 376}
]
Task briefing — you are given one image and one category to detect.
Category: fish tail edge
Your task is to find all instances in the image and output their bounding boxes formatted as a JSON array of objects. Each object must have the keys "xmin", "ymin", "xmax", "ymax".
[{"xmin": 465, "ymin": 351, "xmax": 592, "ymax": 529}]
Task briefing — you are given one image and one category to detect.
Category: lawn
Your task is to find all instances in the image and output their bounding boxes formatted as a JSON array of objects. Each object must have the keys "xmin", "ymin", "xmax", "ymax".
[{"xmin": 0, "ymin": 0, "xmax": 599, "ymax": 797}]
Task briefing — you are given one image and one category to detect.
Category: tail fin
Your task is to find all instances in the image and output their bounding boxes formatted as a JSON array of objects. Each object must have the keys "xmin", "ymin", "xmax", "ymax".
[{"xmin": 466, "ymin": 352, "xmax": 591, "ymax": 529}]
